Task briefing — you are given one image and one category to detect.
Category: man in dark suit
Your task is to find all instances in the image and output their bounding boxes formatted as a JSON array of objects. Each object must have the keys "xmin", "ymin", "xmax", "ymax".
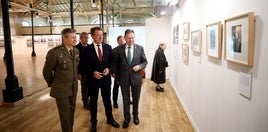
[
  {"xmin": 114, "ymin": 29, "xmax": 148, "ymax": 128},
  {"xmin": 43, "ymin": 28, "xmax": 79, "ymax": 132},
  {"xmin": 75, "ymin": 32, "xmax": 90, "ymax": 110},
  {"xmin": 79, "ymin": 27, "xmax": 120, "ymax": 132},
  {"xmin": 111, "ymin": 35, "xmax": 125, "ymax": 108}
]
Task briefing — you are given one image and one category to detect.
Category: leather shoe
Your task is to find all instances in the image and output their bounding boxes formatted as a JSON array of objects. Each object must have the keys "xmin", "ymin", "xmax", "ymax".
[
  {"xmin": 90, "ymin": 126, "xmax": 96, "ymax": 132},
  {"xmin": 122, "ymin": 120, "xmax": 130, "ymax": 129},
  {"xmin": 113, "ymin": 102, "xmax": 118, "ymax": 108},
  {"xmin": 134, "ymin": 116, "xmax": 139, "ymax": 125},
  {"xmin": 107, "ymin": 120, "xmax": 120, "ymax": 128}
]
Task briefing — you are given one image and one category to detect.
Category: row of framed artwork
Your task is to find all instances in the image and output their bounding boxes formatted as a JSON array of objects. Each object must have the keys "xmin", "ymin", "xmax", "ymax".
[{"xmin": 176, "ymin": 12, "xmax": 255, "ymax": 67}]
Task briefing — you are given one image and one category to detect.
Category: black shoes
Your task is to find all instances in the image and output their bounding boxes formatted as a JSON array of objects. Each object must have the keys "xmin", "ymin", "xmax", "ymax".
[
  {"xmin": 90, "ymin": 125, "xmax": 97, "ymax": 132},
  {"xmin": 156, "ymin": 87, "xmax": 164, "ymax": 92},
  {"xmin": 113, "ymin": 102, "xmax": 118, "ymax": 108},
  {"xmin": 83, "ymin": 104, "xmax": 90, "ymax": 110},
  {"xmin": 107, "ymin": 120, "xmax": 120, "ymax": 128},
  {"xmin": 122, "ymin": 119, "xmax": 130, "ymax": 129},
  {"xmin": 133, "ymin": 116, "xmax": 139, "ymax": 125}
]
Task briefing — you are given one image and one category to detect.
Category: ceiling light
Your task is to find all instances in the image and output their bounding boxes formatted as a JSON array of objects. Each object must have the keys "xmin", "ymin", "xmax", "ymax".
[{"xmin": 92, "ymin": 0, "xmax": 97, "ymax": 8}]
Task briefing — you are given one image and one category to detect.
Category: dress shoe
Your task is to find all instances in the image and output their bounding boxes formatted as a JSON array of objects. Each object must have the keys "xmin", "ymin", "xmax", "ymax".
[
  {"xmin": 107, "ymin": 120, "xmax": 120, "ymax": 128},
  {"xmin": 113, "ymin": 102, "xmax": 118, "ymax": 108},
  {"xmin": 90, "ymin": 126, "xmax": 97, "ymax": 132},
  {"xmin": 83, "ymin": 104, "xmax": 90, "ymax": 110},
  {"xmin": 122, "ymin": 120, "xmax": 130, "ymax": 129},
  {"xmin": 133, "ymin": 116, "xmax": 139, "ymax": 125},
  {"xmin": 156, "ymin": 87, "xmax": 164, "ymax": 92}
]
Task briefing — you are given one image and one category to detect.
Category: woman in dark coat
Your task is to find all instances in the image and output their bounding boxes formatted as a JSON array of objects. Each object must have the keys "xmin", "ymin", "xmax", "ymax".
[{"xmin": 151, "ymin": 43, "xmax": 168, "ymax": 92}]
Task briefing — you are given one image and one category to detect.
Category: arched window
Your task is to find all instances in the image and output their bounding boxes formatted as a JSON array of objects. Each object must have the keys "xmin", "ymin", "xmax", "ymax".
[
  {"xmin": 125, "ymin": 20, "xmax": 134, "ymax": 23},
  {"xmin": 22, "ymin": 20, "xmax": 30, "ymax": 27}
]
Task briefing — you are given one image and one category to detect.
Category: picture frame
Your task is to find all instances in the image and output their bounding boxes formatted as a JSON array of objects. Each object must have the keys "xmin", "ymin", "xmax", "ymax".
[
  {"xmin": 224, "ymin": 12, "xmax": 255, "ymax": 67},
  {"xmin": 183, "ymin": 22, "xmax": 190, "ymax": 41},
  {"xmin": 191, "ymin": 30, "xmax": 202, "ymax": 53},
  {"xmin": 206, "ymin": 21, "xmax": 222, "ymax": 59},
  {"xmin": 182, "ymin": 44, "xmax": 189, "ymax": 62},
  {"xmin": 173, "ymin": 24, "xmax": 179, "ymax": 44}
]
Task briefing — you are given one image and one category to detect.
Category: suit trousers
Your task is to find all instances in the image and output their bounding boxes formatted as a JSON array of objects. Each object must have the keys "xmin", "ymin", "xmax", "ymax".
[
  {"xmin": 112, "ymin": 79, "xmax": 120, "ymax": 103},
  {"xmin": 89, "ymin": 86, "xmax": 114, "ymax": 125},
  {"xmin": 121, "ymin": 84, "xmax": 141, "ymax": 120},
  {"xmin": 55, "ymin": 95, "xmax": 77, "ymax": 132},
  {"xmin": 80, "ymin": 74, "xmax": 89, "ymax": 105}
]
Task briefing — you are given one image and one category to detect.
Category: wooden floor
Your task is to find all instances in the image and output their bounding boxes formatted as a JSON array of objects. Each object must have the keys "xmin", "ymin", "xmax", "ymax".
[{"xmin": 0, "ymin": 48, "xmax": 193, "ymax": 132}]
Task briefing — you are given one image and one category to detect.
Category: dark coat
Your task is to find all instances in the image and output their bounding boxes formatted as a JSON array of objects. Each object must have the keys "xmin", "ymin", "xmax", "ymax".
[
  {"xmin": 79, "ymin": 43, "xmax": 113, "ymax": 88},
  {"xmin": 151, "ymin": 49, "xmax": 167, "ymax": 84}
]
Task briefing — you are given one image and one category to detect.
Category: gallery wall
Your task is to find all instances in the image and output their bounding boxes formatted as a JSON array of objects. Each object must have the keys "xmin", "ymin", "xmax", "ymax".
[{"xmin": 169, "ymin": 0, "xmax": 268, "ymax": 132}]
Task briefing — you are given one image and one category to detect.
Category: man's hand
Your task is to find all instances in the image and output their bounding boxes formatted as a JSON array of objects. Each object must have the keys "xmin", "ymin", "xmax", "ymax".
[
  {"xmin": 102, "ymin": 68, "xmax": 109, "ymax": 76},
  {"xmin": 93, "ymin": 71, "xmax": 103, "ymax": 79},
  {"xmin": 132, "ymin": 65, "xmax": 140, "ymax": 72}
]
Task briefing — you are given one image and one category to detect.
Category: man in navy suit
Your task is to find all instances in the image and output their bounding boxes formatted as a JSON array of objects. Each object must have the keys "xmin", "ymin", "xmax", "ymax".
[
  {"xmin": 79, "ymin": 27, "xmax": 120, "ymax": 132},
  {"xmin": 114, "ymin": 29, "xmax": 148, "ymax": 128},
  {"xmin": 75, "ymin": 32, "xmax": 90, "ymax": 110}
]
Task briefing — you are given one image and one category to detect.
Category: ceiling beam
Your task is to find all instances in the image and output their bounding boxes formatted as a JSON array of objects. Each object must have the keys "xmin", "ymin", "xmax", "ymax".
[{"xmin": 10, "ymin": 2, "xmax": 50, "ymax": 16}]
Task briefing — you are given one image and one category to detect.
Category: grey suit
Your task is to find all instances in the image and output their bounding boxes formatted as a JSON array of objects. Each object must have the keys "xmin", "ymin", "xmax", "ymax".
[{"xmin": 115, "ymin": 44, "xmax": 147, "ymax": 120}]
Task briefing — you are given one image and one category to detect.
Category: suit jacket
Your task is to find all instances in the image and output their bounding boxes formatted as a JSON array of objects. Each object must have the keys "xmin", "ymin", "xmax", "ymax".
[
  {"xmin": 79, "ymin": 43, "xmax": 113, "ymax": 88},
  {"xmin": 115, "ymin": 44, "xmax": 148, "ymax": 86},
  {"xmin": 43, "ymin": 44, "xmax": 79, "ymax": 98},
  {"xmin": 75, "ymin": 42, "xmax": 90, "ymax": 74}
]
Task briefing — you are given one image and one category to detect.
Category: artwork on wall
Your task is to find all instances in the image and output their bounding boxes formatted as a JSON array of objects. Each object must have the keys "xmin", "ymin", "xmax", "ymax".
[
  {"xmin": 224, "ymin": 12, "xmax": 255, "ymax": 67},
  {"xmin": 40, "ymin": 36, "xmax": 47, "ymax": 44},
  {"xmin": 54, "ymin": 35, "xmax": 62, "ymax": 46},
  {"xmin": 48, "ymin": 36, "xmax": 54, "ymax": 47},
  {"xmin": 206, "ymin": 21, "xmax": 222, "ymax": 59},
  {"xmin": 0, "ymin": 37, "xmax": 4, "ymax": 47},
  {"xmin": 191, "ymin": 30, "xmax": 202, "ymax": 53},
  {"xmin": 26, "ymin": 37, "xmax": 32, "ymax": 47},
  {"xmin": 173, "ymin": 24, "xmax": 179, "ymax": 44},
  {"xmin": 183, "ymin": 22, "xmax": 190, "ymax": 41},
  {"xmin": 182, "ymin": 44, "xmax": 189, "ymax": 63}
]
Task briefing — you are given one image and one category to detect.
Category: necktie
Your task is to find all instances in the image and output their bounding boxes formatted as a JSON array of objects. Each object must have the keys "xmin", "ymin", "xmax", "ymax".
[
  {"xmin": 69, "ymin": 49, "xmax": 73, "ymax": 57},
  {"xmin": 97, "ymin": 44, "xmax": 102, "ymax": 62},
  {"xmin": 127, "ymin": 46, "xmax": 131, "ymax": 64}
]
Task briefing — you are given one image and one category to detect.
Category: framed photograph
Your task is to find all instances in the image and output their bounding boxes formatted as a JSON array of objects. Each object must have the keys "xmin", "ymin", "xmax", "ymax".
[
  {"xmin": 206, "ymin": 21, "xmax": 222, "ymax": 58},
  {"xmin": 173, "ymin": 24, "xmax": 179, "ymax": 44},
  {"xmin": 183, "ymin": 22, "xmax": 190, "ymax": 40},
  {"xmin": 182, "ymin": 44, "xmax": 189, "ymax": 62},
  {"xmin": 191, "ymin": 30, "xmax": 202, "ymax": 53},
  {"xmin": 224, "ymin": 12, "xmax": 255, "ymax": 67}
]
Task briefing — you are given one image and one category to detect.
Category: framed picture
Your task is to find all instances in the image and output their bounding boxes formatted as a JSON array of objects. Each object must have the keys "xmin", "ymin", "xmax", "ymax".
[
  {"xmin": 182, "ymin": 44, "xmax": 189, "ymax": 62},
  {"xmin": 191, "ymin": 30, "xmax": 202, "ymax": 53},
  {"xmin": 173, "ymin": 24, "xmax": 179, "ymax": 44},
  {"xmin": 206, "ymin": 21, "xmax": 222, "ymax": 59},
  {"xmin": 224, "ymin": 12, "xmax": 255, "ymax": 67},
  {"xmin": 183, "ymin": 22, "xmax": 190, "ymax": 40}
]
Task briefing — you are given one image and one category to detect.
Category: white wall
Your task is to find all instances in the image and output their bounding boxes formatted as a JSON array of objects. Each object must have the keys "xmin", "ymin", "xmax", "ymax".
[
  {"xmin": 169, "ymin": 0, "xmax": 268, "ymax": 132},
  {"xmin": 145, "ymin": 18, "xmax": 171, "ymax": 79}
]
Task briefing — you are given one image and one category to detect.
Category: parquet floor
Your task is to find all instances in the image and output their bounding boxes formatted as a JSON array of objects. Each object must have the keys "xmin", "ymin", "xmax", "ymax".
[{"xmin": 0, "ymin": 46, "xmax": 193, "ymax": 132}]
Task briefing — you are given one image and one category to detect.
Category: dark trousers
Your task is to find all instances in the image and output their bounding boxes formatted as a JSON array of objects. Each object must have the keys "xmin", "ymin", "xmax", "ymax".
[
  {"xmin": 112, "ymin": 79, "xmax": 119, "ymax": 103},
  {"xmin": 55, "ymin": 95, "xmax": 77, "ymax": 132},
  {"xmin": 80, "ymin": 74, "xmax": 89, "ymax": 106},
  {"xmin": 121, "ymin": 84, "xmax": 141, "ymax": 120},
  {"xmin": 89, "ymin": 86, "xmax": 114, "ymax": 125}
]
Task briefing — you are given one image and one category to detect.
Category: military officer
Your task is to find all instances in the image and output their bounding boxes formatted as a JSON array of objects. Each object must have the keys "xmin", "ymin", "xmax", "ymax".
[{"xmin": 43, "ymin": 28, "xmax": 79, "ymax": 132}]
